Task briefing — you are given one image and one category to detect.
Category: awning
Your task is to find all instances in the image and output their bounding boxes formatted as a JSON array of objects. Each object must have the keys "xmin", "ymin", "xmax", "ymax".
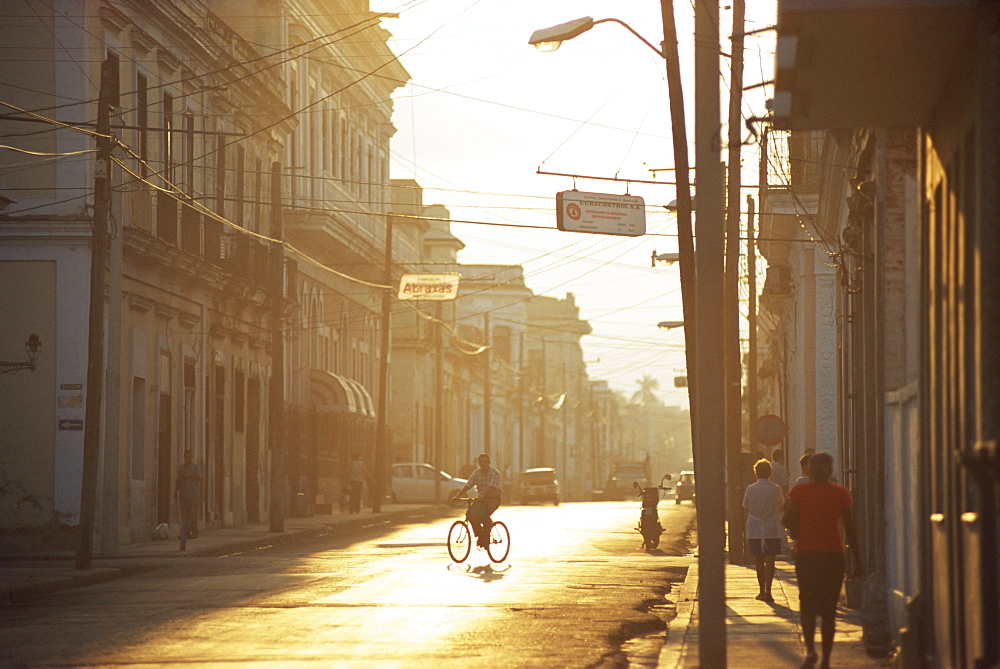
[
  {"xmin": 342, "ymin": 376, "xmax": 376, "ymax": 417},
  {"xmin": 309, "ymin": 370, "xmax": 375, "ymax": 418}
]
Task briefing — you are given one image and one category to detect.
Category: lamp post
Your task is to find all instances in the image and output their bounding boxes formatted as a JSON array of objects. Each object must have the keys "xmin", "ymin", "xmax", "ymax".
[
  {"xmin": 0, "ymin": 334, "xmax": 42, "ymax": 374},
  {"xmin": 531, "ymin": 8, "xmax": 726, "ymax": 665}
]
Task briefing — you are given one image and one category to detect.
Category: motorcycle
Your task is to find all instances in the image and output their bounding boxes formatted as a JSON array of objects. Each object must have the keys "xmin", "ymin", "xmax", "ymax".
[{"xmin": 634, "ymin": 474, "xmax": 672, "ymax": 550}]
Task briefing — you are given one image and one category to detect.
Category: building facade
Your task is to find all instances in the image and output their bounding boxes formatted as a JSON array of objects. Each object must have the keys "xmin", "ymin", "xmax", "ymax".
[
  {"xmin": 0, "ymin": 0, "xmax": 406, "ymax": 545},
  {"xmin": 768, "ymin": 2, "xmax": 1000, "ymax": 665}
]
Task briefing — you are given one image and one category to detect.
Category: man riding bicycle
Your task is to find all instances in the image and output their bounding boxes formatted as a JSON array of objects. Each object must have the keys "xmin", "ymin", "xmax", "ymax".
[{"xmin": 456, "ymin": 453, "xmax": 503, "ymax": 548}]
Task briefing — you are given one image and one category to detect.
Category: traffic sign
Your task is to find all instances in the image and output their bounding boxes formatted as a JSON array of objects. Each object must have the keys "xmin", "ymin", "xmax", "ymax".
[{"xmin": 755, "ymin": 414, "xmax": 786, "ymax": 447}]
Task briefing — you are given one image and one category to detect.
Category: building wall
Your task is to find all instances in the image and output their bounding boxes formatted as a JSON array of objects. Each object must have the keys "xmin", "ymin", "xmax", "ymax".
[{"xmin": 0, "ymin": 260, "xmax": 58, "ymax": 527}]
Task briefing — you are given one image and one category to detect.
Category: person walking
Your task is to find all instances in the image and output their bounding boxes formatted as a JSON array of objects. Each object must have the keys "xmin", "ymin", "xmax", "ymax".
[
  {"xmin": 771, "ymin": 447, "xmax": 790, "ymax": 494},
  {"xmin": 742, "ymin": 458, "xmax": 785, "ymax": 602},
  {"xmin": 174, "ymin": 450, "xmax": 202, "ymax": 551},
  {"xmin": 793, "ymin": 452, "xmax": 813, "ymax": 488},
  {"xmin": 783, "ymin": 451, "xmax": 864, "ymax": 669},
  {"xmin": 347, "ymin": 453, "xmax": 370, "ymax": 514}
]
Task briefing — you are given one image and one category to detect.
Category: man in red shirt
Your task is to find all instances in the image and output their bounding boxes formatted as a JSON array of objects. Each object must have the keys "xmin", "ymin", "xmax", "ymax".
[{"xmin": 783, "ymin": 451, "xmax": 864, "ymax": 669}]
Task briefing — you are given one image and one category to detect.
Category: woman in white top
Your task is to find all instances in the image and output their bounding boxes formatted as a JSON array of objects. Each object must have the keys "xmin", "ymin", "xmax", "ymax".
[{"xmin": 743, "ymin": 459, "xmax": 785, "ymax": 602}]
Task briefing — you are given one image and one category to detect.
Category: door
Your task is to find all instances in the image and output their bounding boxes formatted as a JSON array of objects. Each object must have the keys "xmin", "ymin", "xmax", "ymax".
[{"xmin": 156, "ymin": 392, "xmax": 172, "ymax": 525}]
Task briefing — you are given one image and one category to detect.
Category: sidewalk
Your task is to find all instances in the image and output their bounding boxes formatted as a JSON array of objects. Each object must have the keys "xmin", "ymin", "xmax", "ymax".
[
  {"xmin": 1, "ymin": 503, "xmax": 445, "ymax": 604},
  {"xmin": 660, "ymin": 558, "xmax": 891, "ymax": 668}
]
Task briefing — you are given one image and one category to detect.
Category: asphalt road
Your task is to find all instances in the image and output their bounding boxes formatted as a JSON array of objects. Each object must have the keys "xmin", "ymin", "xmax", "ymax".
[{"xmin": 2, "ymin": 501, "xmax": 696, "ymax": 668}]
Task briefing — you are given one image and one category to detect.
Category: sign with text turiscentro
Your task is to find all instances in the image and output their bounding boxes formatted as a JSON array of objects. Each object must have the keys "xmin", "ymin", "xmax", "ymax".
[
  {"xmin": 397, "ymin": 273, "xmax": 460, "ymax": 300},
  {"xmin": 556, "ymin": 190, "xmax": 646, "ymax": 237}
]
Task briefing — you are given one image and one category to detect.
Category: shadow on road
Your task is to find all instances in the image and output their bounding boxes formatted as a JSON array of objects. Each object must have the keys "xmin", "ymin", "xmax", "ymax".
[{"xmin": 447, "ymin": 562, "xmax": 510, "ymax": 582}]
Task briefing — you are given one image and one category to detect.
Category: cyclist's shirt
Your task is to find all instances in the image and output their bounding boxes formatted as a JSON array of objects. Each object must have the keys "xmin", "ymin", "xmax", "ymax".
[{"xmin": 466, "ymin": 466, "xmax": 503, "ymax": 499}]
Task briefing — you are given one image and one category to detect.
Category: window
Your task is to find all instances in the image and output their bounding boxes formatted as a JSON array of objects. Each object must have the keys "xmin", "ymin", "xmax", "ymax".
[
  {"xmin": 234, "ymin": 367, "xmax": 245, "ymax": 433},
  {"xmin": 183, "ymin": 361, "xmax": 196, "ymax": 453},
  {"xmin": 131, "ymin": 377, "xmax": 146, "ymax": 480},
  {"xmin": 137, "ymin": 73, "xmax": 148, "ymax": 176},
  {"xmin": 215, "ymin": 133, "xmax": 226, "ymax": 216},
  {"xmin": 162, "ymin": 92, "xmax": 173, "ymax": 183},
  {"xmin": 252, "ymin": 157, "xmax": 262, "ymax": 234},
  {"xmin": 235, "ymin": 146, "xmax": 245, "ymax": 227},
  {"xmin": 493, "ymin": 325, "xmax": 512, "ymax": 362},
  {"xmin": 184, "ymin": 112, "xmax": 194, "ymax": 195}
]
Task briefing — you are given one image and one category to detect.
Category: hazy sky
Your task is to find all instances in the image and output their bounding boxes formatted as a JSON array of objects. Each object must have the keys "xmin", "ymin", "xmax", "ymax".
[{"xmin": 374, "ymin": 0, "xmax": 777, "ymax": 406}]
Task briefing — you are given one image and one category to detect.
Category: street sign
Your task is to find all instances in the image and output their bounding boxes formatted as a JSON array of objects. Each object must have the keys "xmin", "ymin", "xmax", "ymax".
[
  {"xmin": 556, "ymin": 190, "xmax": 646, "ymax": 236},
  {"xmin": 397, "ymin": 273, "xmax": 460, "ymax": 300},
  {"xmin": 755, "ymin": 414, "xmax": 786, "ymax": 447}
]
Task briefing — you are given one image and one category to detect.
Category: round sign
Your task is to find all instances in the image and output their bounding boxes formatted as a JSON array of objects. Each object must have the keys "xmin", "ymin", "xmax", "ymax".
[
  {"xmin": 566, "ymin": 203, "xmax": 582, "ymax": 221},
  {"xmin": 755, "ymin": 414, "xmax": 786, "ymax": 447}
]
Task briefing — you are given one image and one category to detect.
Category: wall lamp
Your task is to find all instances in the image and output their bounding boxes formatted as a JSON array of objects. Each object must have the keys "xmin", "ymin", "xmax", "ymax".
[{"xmin": 1, "ymin": 333, "xmax": 42, "ymax": 374}]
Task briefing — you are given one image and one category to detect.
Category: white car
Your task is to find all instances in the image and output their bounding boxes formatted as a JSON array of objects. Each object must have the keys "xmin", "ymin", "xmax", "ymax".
[{"xmin": 390, "ymin": 463, "xmax": 467, "ymax": 504}]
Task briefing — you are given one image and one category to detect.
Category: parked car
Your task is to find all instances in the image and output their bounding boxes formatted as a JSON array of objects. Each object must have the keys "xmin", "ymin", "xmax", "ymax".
[
  {"xmin": 675, "ymin": 470, "xmax": 696, "ymax": 504},
  {"xmin": 390, "ymin": 463, "xmax": 467, "ymax": 505},
  {"xmin": 518, "ymin": 467, "xmax": 560, "ymax": 505}
]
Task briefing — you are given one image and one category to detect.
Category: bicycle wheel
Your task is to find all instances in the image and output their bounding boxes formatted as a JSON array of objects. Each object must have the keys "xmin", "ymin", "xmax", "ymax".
[
  {"xmin": 448, "ymin": 520, "xmax": 472, "ymax": 563},
  {"xmin": 486, "ymin": 520, "xmax": 510, "ymax": 563}
]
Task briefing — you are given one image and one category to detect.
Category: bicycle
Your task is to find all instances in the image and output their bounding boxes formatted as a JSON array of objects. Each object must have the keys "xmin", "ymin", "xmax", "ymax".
[{"xmin": 447, "ymin": 497, "xmax": 510, "ymax": 563}]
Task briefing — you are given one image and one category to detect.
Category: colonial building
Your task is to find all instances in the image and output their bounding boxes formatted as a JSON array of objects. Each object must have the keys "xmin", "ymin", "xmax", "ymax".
[
  {"xmin": 0, "ymin": 0, "xmax": 407, "ymax": 546},
  {"xmin": 766, "ymin": 2, "xmax": 1000, "ymax": 665}
]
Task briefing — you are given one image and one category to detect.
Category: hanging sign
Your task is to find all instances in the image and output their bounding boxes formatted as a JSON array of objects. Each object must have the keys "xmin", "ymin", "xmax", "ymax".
[
  {"xmin": 556, "ymin": 190, "xmax": 646, "ymax": 236},
  {"xmin": 397, "ymin": 273, "xmax": 460, "ymax": 300}
]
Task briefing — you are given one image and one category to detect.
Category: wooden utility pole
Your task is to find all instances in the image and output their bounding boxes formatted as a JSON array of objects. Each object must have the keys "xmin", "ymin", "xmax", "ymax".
[
  {"xmin": 658, "ymin": 0, "xmax": 697, "ymax": 425},
  {"xmin": 747, "ymin": 194, "xmax": 758, "ymax": 454},
  {"xmin": 77, "ymin": 53, "xmax": 118, "ymax": 570},
  {"xmin": 372, "ymin": 214, "xmax": 393, "ymax": 512},
  {"xmin": 483, "ymin": 310, "xmax": 491, "ymax": 458},
  {"xmin": 268, "ymin": 161, "xmax": 286, "ymax": 533},
  {"xmin": 694, "ymin": 0, "xmax": 728, "ymax": 662},
  {"xmin": 434, "ymin": 300, "xmax": 444, "ymax": 503},
  {"xmin": 725, "ymin": 0, "xmax": 747, "ymax": 567}
]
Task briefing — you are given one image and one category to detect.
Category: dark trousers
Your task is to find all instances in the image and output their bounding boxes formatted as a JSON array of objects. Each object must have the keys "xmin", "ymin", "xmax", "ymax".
[
  {"xmin": 348, "ymin": 481, "xmax": 363, "ymax": 514},
  {"xmin": 179, "ymin": 497, "xmax": 199, "ymax": 542},
  {"xmin": 796, "ymin": 551, "xmax": 846, "ymax": 617},
  {"xmin": 466, "ymin": 497, "xmax": 500, "ymax": 544}
]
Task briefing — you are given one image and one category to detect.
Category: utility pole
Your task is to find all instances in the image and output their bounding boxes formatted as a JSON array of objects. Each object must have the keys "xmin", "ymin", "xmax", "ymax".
[
  {"xmin": 268, "ymin": 161, "xmax": 286, "ymax": 533},
  {"xmin": 659, "ymin": 0, "xmax": 697, "ymax": 427},
  {"xmin": 373, "ymin": 213, "xmax": 393, "ymax": 513},
  {"xmin": 483, "ymin": 311, "xmax": 491, "ymax": 458},
  {"xmin": 518, "ymin": 331, "xmax": 525, "ymax": 475},
  {"xmin": 694, "ymin": 0, "xmax": 728, "ymax": 663},
  {"xmin": 77, "ymin": 53, "xmax": 118, "ymax": 570},
  {"xmin": 747, "ymin": 194, "xmax": 758, "ymax": 454},
  {"xmin": 434, "ymin": 300, "xmax": 444, "ymax": 503},
  {"xmin": 561, "ymin": 358, "xmax": 567, "ymax": 497},
  {"xmin": 725, "ymin": 0, "xmax": 747, "ymax": 567}
]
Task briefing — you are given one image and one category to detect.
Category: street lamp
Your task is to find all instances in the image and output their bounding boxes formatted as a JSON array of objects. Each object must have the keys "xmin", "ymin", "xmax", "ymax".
[
  {"xmin": 657, "ymin": 321, "xmax": 685, "ymax": 330},
  {"xmin": 652, "ymin": 251, "xmax": 681, "ymax": 266},
  {"xmin": 528, "ymin": 17, "xmax": 666, "ymax": 58},
  {"xmin": 0, "ymin": 334, "xmax": 42, "ymax": 374}
]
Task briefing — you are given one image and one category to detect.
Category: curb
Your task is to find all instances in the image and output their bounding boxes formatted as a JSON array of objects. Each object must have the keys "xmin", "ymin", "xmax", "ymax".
[
  {"xmin": 658, "ymin": 560, "xmax": 699, "ymax": 668},
  {"xmin": 2, "ymin": 567, "xmax": 123, "ymax": 604},
  {"xmin": 3, "ymin": 505, "xmax": 451, "ymax": 602}
]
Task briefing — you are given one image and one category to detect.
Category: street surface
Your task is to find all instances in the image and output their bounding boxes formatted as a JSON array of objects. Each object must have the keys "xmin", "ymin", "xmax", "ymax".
[{"xmin": 2, "ymin": 501, "xmax": 695, "ymax": 668}]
